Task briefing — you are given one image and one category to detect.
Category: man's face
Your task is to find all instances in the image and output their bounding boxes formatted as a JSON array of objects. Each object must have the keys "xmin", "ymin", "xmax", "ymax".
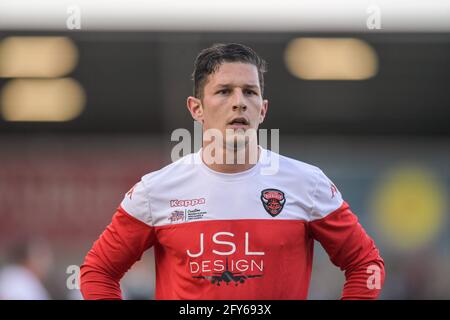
[{"xmin": 188, "ymin": 62, "xmax": 268, "ymax": 149}]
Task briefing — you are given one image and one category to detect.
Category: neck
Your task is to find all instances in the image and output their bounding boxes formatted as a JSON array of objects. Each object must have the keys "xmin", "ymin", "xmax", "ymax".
[{"xmin": 201, "ymin": 142, "xmax": 260, "ymax": 174}]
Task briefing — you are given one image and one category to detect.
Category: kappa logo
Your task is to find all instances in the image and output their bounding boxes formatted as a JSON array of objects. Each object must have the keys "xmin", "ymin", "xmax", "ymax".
[
  {"xmin": 260, "ymin": 188, "xmax": 286, "ymax": 217},
  {"xmin": 170, "ymin": 198, "xmax": 205, "ymax": 207},
  {"xmin": 330, "ymin": 183, "xmax": 338, "ymax": 199},
  {"xmin": 126, "ymin": 183, "xmax": 138, "ymax": 200}
]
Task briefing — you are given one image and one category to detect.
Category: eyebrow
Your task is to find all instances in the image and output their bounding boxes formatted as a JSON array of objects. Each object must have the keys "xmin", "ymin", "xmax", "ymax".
[{"xmin": 214, "ymin": 84, "xmax": 260, "ymax": 90}]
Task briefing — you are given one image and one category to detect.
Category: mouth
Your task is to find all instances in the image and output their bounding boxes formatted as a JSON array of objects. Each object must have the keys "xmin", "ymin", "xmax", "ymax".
[{"xmin": 227, "ymin": 117, "xmax": 249, "ymax": 129}]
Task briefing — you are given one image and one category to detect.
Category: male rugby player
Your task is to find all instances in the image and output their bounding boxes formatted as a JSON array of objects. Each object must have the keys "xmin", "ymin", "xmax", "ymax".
[{"xmin": 80, "ymin": 43, "xmax": 385, "ymax": 300}]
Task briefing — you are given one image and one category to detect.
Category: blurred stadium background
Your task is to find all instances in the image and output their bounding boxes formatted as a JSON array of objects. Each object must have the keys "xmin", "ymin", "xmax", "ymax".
[{"xmin": 0, "ymin": 0, "xmax": 449, "ymax": 299}]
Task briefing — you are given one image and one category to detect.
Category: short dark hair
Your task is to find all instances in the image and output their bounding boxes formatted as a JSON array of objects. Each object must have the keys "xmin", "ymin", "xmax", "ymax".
[{"xmin": 192, "ymin": 43, "xmax": 267, "ymax": 99}]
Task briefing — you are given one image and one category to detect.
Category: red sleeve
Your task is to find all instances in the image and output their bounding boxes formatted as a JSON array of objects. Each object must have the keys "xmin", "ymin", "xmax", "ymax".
[
  {"xmin": 308, "ymin": 201, "xmax": 385, "ymax": 300},
  {"xmin": 80, "ymin": 206, "xmax": 156, "ymax": 300}
]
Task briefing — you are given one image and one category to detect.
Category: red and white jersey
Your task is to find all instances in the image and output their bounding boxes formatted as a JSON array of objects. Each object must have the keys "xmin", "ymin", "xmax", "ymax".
[{"xmin": 81, "ymin": 147, "xmax": 384, "ymax": 300}]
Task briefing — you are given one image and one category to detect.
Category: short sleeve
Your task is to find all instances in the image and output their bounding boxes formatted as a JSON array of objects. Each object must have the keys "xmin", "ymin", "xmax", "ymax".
[
  {"xmin": 310, "ymin": 169, "xmax": 344, "ymax": 221},
  {"xmin": 120, "ymin": 180, "xmax": 153, "ymax": 226}
]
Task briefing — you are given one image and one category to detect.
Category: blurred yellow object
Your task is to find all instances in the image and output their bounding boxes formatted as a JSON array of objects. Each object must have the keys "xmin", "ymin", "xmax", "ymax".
[
  {"xmin": 0, "ymin": 78, "xmax": 85, "ymax": 122},
  {"xmin": 0, "ymin": 36, "xmax": 78, "ymax": 78},
  {"xmin": 371, "ymin": 165, "xmax": 447, "ymax": 251},
  {"xmin": 284, "ymin": 37, "xmax": 378, "ymax": 80}
]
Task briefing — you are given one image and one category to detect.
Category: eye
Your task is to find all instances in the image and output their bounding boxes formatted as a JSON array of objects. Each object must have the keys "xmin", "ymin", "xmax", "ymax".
[
  {"xmin": 217, "ymin": 89, "xmax": 230, "ymax": 95},
  {"xmin": 244, "ymin": 89, "xmax": 257, "ymax": 95}
]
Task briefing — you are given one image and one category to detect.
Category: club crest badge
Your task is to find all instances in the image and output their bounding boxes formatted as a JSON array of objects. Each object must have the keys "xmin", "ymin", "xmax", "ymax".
[{"xmin": 260, "ymin": 188, "xmax": 286, "ymax": 217}]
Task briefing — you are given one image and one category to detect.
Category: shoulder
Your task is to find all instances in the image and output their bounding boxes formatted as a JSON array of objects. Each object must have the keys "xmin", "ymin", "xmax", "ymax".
[
  {"xmin": 276, "ymin": 151, "xmax": 322, "ymax": 175},
  {"xmin": 141, "ymin": 152, "xmax": 197, "ymax": 186},
  {"xmin": 120, "ymin": 152, "xmax": 197, "ymax": 226},
  {"xmin": 264, "ymin": 149, "xmax": 323, "ymax": 184},
  {"xmin": 266, "ymin": 150, "xmax": 344, "ymax": 221}
]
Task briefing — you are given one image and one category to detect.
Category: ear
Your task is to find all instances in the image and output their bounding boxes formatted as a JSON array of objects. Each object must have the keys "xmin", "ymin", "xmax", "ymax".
[
  {"xmin": 186, "ymin": 96, "xmax": 204, "ymax": 123},
  {"xmin": 259, "ymin": 99, "xmax": 269, "ymax": 124}
]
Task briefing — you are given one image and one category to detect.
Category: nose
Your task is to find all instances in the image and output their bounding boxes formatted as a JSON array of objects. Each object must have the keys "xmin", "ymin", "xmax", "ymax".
[
  {"xmin": 233, "ymin": 104, "xmax": 247, "ymax": 111},
  {"xmin": 232, "ymin": 90, "xmax": 247, "ymax": 112}
]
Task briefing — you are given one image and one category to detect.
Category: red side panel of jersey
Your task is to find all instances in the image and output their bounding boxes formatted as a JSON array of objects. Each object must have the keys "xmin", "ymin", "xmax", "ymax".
[
  {"xmin": 308, "ymin": 201, "xmax": 385, "ymax": 299},
  {"xmin": 80, "ymin": 206, "xmax": 156, "ymax": 300}
]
